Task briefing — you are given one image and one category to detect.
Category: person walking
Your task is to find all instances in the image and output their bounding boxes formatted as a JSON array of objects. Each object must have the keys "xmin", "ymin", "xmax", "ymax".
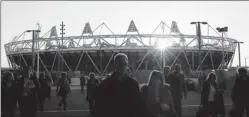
[
  {"xmin": 231, "ymin": 67, "xmax": 249, "ymax": 117},
  {"xmin": 163, "ymin": 66, "xmax": 171, "ymax": 84},
  {"xmin": 16, "ymin": 66, "xmax": 40, "ymax": 117},
  {"xmin": 80, "ymin": 75, "xmax": 86, "ymax": 92},
  {"xmin": 201, "ymin": 72, "xmax": 225, "ymax": 117},
  {"xmin": 86, "ymin": 72, "xmax": 100, "ymax": 117},
  {"xmin": 2, "ymin": 72, "xmax": 16, "ymax": 117},
  {"xmin": 95, "ymin": 53, "xmax": 146, "ymax": 117},
  {"xmin": 141, "ymin": 70, "xmax": 176, "ymax": 117},
  {"xmin": 56, "ymin": 72, "xmax": 71, "ymax": 111},
  {"xmin": 167, "ymin": 64, "xmax": 187, "ymax": 117},
  {"xmin": 38, "ymin": 72, "xmax": 52, "ymax": 111}
]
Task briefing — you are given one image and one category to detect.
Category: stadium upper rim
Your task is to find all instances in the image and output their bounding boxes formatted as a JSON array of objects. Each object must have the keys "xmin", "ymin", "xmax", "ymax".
[{"xmin": 4, "ymin": 21, "xmax": 238, "ymax": 55}]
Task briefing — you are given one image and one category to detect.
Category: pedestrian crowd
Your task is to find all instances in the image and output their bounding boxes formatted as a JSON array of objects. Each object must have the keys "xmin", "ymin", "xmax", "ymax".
[{"xmin": 2, "ymin": 53, "xmax": 249, "ymax": 117}]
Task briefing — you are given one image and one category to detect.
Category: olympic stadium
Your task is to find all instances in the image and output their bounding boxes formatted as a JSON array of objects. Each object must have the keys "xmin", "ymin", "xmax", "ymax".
[{"xmin": 4, "ymin": 20, "xmax": 238, "ymax": 82}]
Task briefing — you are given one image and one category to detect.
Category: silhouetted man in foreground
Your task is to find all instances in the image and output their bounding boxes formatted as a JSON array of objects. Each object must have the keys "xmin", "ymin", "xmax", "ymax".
[{"xmin": 95, "ymin": 53, "xmax": 145, "ymax": 117}]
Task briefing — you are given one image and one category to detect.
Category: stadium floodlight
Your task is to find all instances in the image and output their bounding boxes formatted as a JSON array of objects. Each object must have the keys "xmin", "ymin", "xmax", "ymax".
[
  {"xmin": 190, "ymin": 22, "xmax": 208, "ymax": 25},
  {"xmin": 201, "ymin": 22, "xmax": 208, "ymax": 24}
]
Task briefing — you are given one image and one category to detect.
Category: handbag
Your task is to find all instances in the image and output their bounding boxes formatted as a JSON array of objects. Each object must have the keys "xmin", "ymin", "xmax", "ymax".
[{"xmin": 195, "ymin": 105, "xmax": 208, "ymax": 117}]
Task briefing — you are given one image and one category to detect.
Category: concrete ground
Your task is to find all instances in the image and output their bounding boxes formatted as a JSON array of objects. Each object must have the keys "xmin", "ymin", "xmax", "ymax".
[{"xmin": 13, "ymin": 86, "xmax": 234, "ymax": 117}]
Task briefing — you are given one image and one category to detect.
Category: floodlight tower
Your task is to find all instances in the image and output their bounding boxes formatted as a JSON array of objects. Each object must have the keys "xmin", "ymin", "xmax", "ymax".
[
  {"xmin": 26, "ymin": 29, "xmax": 41, "ymax": 72},
  {"xmin": 216, "ymin": 27, "xmax": 228, "ymax": 69},
  {"xmin": 190, "ymin": 21, "xmax": 208, "ymax": 71}
]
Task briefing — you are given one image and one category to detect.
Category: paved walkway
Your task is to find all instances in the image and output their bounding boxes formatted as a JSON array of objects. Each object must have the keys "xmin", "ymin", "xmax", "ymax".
[{"xmin": 13, "ymin": 89, "xmax": 233, "ymax": 117}]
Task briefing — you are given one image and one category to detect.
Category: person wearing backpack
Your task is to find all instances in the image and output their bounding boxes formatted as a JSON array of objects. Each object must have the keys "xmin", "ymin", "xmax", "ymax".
[
  {"xmin": 141, "ymin": 70, "xmax": 176, "ymax": 117},
  {"xmin": 56, "ymin": 72, "xmax": 71, "ymax": 111}
]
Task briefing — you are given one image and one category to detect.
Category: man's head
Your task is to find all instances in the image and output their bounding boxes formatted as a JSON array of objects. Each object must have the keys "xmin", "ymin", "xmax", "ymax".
[
  {"xmin": 114, "ymin": 53, "xmax": 129, "ymax": 76},
  {"xmin": 61, "ymin": 72, "xmax": 67, "ymax": 80},
  {"xmin": 174, "ymin": 64, "xmax": 181, "ymax": 73},
  {"xmin": 237, "ymin": 67, "xmax": 248, "ymax": 79},
  {"xmin": 89, "ymin": 72, "xmax": 95, "ymax": 79},
  {"xmin": 163, "ymin": 66, "xmax": 171, "ymax": 77}
]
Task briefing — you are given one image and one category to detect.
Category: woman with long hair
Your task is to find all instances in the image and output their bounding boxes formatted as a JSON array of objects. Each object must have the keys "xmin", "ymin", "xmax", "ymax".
[
  {"xmin": 141, "ymin": 70, "xmax": 176, "ymax": 117},
  {"xmin": 201, "ymin": 72, "xmax": 225, "ymax": 117}
]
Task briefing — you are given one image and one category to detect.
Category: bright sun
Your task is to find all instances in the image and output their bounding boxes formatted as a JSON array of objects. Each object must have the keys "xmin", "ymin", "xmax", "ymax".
[{"xmin": 156, "ymin": 39, "xmax": 170, "ymax": 50}]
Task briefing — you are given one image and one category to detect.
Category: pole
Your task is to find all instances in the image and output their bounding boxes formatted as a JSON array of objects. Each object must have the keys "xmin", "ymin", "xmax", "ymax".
[
  {"xmin": 163, "ymin": 50, "xmax": 166, "ymax": 67},
  {"xmin": 37, "ymin": 36, "xmax": 40, "ymax": 78},
  {"xmin": 32, "ymin": 30, "xmax": 35, "ymax": 72},
  {"xmin": 238, "ymin": 42, "xmax": 241, "ymax": 67},
  {"xmin": 222, "ymin": 32, "xmax": 224, "ymax": 69},
  {"xmin": 197, "ymin": 22, "xmax": 202, "ymax": 71},
  {"xmin": 245, "ymin": 58, "xmax": 247, "ymax": 67},
  {"xmin": 60, "ymin": 21, "xmax": 65, "ymax": 72}
]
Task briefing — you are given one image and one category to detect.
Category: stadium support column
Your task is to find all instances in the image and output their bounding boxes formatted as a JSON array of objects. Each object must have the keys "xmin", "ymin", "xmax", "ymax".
[
  {"xmin": 234, "ymin": 41, "xmax": 244, "ymax": 67},
  {"xmin": 100, "ymin": 49, "xmax": 103, "ymax": 76},
  {"xmin": 190, "ymin": 21, "xmax": 208, "ymax": 71}
]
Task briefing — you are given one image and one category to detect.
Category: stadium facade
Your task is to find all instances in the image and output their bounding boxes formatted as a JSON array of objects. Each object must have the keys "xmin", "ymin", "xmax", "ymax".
[{"xmin": 4, "ymin": 20, "xmax": 238, "ymax": 79}]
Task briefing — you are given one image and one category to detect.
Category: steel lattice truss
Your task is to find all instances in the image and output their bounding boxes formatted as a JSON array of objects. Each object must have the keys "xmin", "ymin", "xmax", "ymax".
[{"xmin": 4, "ymin": 21, "xmax": 238, "ymax": 76}]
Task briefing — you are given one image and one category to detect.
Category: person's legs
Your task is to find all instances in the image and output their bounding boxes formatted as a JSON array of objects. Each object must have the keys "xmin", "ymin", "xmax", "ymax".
[
  {"xmin": 62, "ymin": 95, "xmax": 67, "ymax": 110},
  {"xmin": 48, "ymin": 87, "xmax": 51, "ymax": 100},
  {"xmin": 22, "ymin": 97, "xmax": 32, "ymax": 117},
  {"xmin": 58, "ymin": 96, "xmax": 63, "ymax": 109},
  {"xmin": 89, "ymin": 100, "xmax": 95, "ymax": 116},
  {"xmin": 8, "ymin": 99, "xmax": 16, "ymax": 117},
  {"xmin": 245, "ymin": 104, "xmax": 249, "ymax": 117},
  {"xmin": 210, "ymin": 101, "xmax": 218, "ymax": 117},
  {"xmin": 173, "ymin": 96, "xmax": 182, "ymax": 117},
  {"xmin": 234, "ymin": 104, "xmax": 244, "ymax": 117},
  {"xmin": 18, "ymin": 97, "xmax": 26, "ymax": 117},
  {"xmin": 38, "ymin": 96, "xmax": 45, "ymax": 111}
]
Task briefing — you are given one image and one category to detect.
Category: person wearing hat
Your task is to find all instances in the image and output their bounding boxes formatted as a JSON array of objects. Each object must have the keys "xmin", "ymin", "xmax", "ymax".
[{"xmin": 16, "ymin": 65, "xmax": 40, "ymax": 117}]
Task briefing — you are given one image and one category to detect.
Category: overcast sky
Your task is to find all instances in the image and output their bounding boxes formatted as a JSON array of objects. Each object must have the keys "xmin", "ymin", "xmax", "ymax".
[{"xmin": 2, "ymin": 1, "xmax": 249, "ymax": 68}]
